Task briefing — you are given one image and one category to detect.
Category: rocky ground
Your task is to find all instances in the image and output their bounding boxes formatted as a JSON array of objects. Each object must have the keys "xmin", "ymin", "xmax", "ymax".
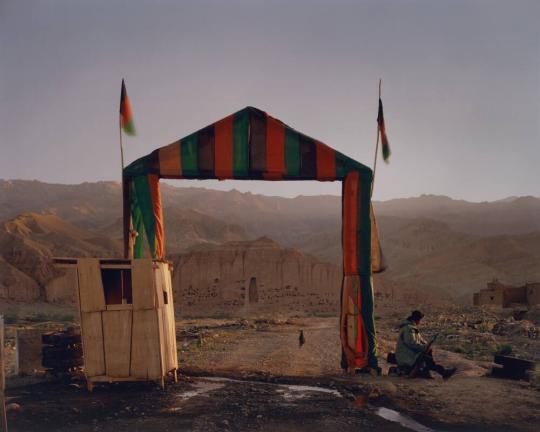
[{"xmin": 2, "ymin": 306, "xmax": 540, "ymax": 431}]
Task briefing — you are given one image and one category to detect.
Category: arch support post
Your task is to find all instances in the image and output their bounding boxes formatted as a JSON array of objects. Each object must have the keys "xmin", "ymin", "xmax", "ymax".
[{"xmin": 340, "ymin": 171, "xmax": 378, "ymax": 371}]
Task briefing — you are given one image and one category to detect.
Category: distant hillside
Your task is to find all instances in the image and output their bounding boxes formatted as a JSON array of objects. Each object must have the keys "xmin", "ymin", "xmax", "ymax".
[
  {"xmin": 0, "ymin": 180, "xmax": 120, "ymax": 230},
  {"xmin": 374, "ymin": 194, "xmax": 540, "ymax": 236},
  {"xmin": 99, "ymin": 207, "xmax": 249, "ymax": 254},
  {"xmin": 0, "ymin": 180, "xmax": 539, "ymax": 305},
  {"xmin": 0, "ymin": 213, "xmax": 121, "ymax": 302},
  {"xmin": 377, "ymin": 218, "xmax": 540, "ymax": 300},
  {"xmin": 2, "ymin": 180, "xmax": 539, "ymax": 238}
]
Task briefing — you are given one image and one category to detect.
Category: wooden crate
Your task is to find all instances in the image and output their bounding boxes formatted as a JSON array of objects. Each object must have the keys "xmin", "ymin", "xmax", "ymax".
[{"xmin": 55, "ymin": 258, "xmax": 178, "ymax": 390}]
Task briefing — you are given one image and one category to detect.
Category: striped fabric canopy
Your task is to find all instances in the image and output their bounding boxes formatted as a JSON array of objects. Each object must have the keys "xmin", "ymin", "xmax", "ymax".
[
  {"xmin": 123, "ymin": 106, "xmax": 385, "ymax": 370},
  {"xmin": 124, "ymin": 106, "xmax": 370, "ymax": 181}
]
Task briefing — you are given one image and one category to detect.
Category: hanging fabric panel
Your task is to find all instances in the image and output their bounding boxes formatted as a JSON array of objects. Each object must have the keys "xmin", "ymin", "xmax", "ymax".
[
  {"xmin": 284, "ymin": 127, "xmax": 301, "ymax": 177},
  {"xmin": 315, "ymin": 141, "xmax": 336, "ymax": 181},
  {"xmin": 249, "ymin": 108, "xmax": 267, "ymax": 175},
  {"xmin": 214, "ymin": 115, "xmax": 234, "ymax": 179},
  {"xmin": 158, "ymin": 141, "xmax": 182, "ymax": 177},
  {"xmin": 265, "ymin": 116, "xmax": 285, "ymax": 179},
  {"xmin": 197, "ymin": 126, "xmax": 215, "ymax": 177},
  {"xmin": 181, "ymin": 133, "xmax": 199, "ymax": 177},
  {"xmin": 232, "ymin": 109, "xmax": 250, "ymax": 178}
]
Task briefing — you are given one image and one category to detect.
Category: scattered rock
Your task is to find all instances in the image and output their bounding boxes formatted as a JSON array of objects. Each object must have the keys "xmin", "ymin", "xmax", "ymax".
[
  {"xmin": 370, "ymin": 381, "xmax": 398, "ymax": 397},
  {"xmin": 6, "ymin": 403, "xmax": 21, "ymax": 413},
  {"xmin": 368, "ymin": 387, "xmax": 382, "ymax": 399}
]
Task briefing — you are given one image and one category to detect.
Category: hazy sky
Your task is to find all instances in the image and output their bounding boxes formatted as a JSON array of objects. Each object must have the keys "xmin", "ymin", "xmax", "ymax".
[{"xmin": 1, "ymin": 0, "xmax": 538, "ymax": 201}]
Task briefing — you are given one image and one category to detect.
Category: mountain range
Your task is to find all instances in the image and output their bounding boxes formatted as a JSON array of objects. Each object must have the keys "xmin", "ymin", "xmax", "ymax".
[{"xmin": 0, "ymin": 179, "xmax": 539, "ymax": 305}]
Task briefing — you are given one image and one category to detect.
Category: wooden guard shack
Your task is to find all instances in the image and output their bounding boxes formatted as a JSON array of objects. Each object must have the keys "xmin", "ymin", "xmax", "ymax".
[{"xmin": 55, "ymin": 257, "xmax": 177, "ymax": 390}]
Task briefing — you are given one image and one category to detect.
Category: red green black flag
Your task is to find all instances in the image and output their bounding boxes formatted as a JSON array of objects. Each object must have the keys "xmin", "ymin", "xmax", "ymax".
[
  {"xmin": 120, "ymin": 79, "xmax": 136, "ymax": 136},
  {"xmin": 377, "ymin": 98, "xmax": 390, "ymax": 162}
]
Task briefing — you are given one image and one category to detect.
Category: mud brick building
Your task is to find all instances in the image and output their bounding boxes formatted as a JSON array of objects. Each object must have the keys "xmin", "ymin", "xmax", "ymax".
[{"xmin": 473, "ymin": 280, "xmax": 540, "ymax": 308}]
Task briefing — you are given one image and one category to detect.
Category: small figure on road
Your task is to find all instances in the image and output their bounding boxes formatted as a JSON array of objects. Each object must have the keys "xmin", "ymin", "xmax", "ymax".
[
  {"xmin": 395, "ymin": 310, "xmax": 456, "ymax": 379},
  {"xmin": 299, "ymin": 330, "xmax": 305, "ymax": 348}
]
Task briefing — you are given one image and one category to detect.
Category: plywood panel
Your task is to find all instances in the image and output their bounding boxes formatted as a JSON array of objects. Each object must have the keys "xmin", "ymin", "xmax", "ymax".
[
  {"xmin": 81, "ymin": 312, "xmax": 105, "ymax": 377},
  {"xmin": 163, "ymin": 264, "xmax": 178, "ymax": 370},
  {"xmin": 102, "ymin": 310, "xmax": 132, "ymax": 377},
  {"xmin": 167, "ymin": 266, "xmax": 178, "ymax": 368},
  {"xmin": 77, "ymin": 259, "xmax": 106, "ymax": 312},
  {"xmin": 132, "ymin": 259, "xmax": 155, "ymax": 310},
  {"xmin": 160, "ymin": 308, "xmax": 170, "ymax": 370},
  {"xmin": 154, "ymin": 264, "xmax": 165, "ymax": 308},
  {"xmin": 161, "ymin": 307, "xmax": 177, "ymax": 371},
  {"xmin": 130, "ymin": 309, "xmax": 162, "ymax": 379},
  {"xmin": 156, "ymin": 308, "xmax": 166, "ymax": 375},
  {"xmin": 156, "ymin": 266, "xmax": 170, "ymax": 370}
]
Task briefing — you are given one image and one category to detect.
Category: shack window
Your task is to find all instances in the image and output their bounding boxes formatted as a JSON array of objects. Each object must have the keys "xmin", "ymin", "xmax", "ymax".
[{"xmin": 101, "ymin": 269, "xmax": 132, "ymax": 305}]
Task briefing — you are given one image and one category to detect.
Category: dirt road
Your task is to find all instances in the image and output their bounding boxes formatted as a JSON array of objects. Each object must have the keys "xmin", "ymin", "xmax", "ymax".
[
  {"xmin": 179, "ymin": 317, "xmax": 342, "ymax": 377},
  {"xmin": 178, "ymin": 316, "xmax": 540, "ymax": 431},
  {"xmin": 4, "ymin": 314, "xmax": 540, "ymax": 431}
]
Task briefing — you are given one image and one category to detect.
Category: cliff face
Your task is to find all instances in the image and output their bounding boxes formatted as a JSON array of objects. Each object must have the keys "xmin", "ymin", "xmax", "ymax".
[
  {"xmin": 0, "ymin": 256, "xmax": 41, "ymax": 302},
  {"xmin": 0, "ymin": 213, "xmax": 121, "ymax": 302},
  {"xmin": 171, "ymin": 237, "xmax": 342, "ymax": 316}
]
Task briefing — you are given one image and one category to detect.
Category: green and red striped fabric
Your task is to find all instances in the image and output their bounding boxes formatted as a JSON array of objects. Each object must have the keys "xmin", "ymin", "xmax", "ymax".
[
  {"xmin": 123, "ymin": 106, "xmax": 380, "ymax": 370},
  {"xmin": 125, "ymin": 107, "xmax": 370, "ymax": 182}
]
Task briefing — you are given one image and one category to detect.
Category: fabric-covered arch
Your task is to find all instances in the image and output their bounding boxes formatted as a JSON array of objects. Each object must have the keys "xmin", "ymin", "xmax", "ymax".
[{"xmin": 123, "ymin": 106, "xmax": 385, "ymax": 370}]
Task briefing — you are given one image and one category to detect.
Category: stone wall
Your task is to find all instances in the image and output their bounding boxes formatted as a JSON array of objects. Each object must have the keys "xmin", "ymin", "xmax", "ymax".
[
  {"xmin": 478, "ymin": 285, "xmax": 505, "ymax": 307},
  {"xmin": 503, "ymin": 285, "xmax": 527, "ymax": 306},
  {"xmin": 475, "ymin": 280, "xmax": 539, "ymax": 308},
  {"xmin": 527, "ymin": 283, "xmax": 540, "ymax": 306}
]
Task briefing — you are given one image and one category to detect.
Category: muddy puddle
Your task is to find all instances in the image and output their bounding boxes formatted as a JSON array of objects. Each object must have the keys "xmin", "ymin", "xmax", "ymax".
[
  {"xmin": 199, "ymin": 376, "xmax": 435, "ymax": 431},
  {"xmin": 176, "ymin": 380, "xmax": 225, "ymax": 401},
  {"xmin": 375, "ymin": 407, "xmax": 435, "ymax": 432},
  {"xmin": 352, "ymin": 393, "xmax": 435, "ymax": 432},
  {"xmin": 7, "ymin": 374, "xmax": 441, "ymax": 431}
]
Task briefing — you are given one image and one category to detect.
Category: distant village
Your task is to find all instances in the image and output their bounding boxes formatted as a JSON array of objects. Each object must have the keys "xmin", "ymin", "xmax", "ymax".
[{"xmin": 474, "ymin": 279, "xmax": 540, "ymax": 308}]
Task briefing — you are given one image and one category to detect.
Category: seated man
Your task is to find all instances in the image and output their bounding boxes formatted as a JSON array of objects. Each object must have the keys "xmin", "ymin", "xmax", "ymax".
[{"xmin": 395, "ymin": 310, "xmax": 457, "ymax": 379}]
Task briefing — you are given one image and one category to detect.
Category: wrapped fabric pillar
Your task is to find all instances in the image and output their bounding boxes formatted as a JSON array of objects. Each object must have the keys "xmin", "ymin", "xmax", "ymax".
[
  {"xmin": 341, "ymin": 171, "xmax": 377, "ymax": 369},
  {"xmin": 130, "ymin": 175, "xmax": 165, "ymax": 259}
]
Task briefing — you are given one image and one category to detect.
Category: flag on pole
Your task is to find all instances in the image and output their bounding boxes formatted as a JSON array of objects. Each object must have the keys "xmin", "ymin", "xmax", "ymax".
[
  {"xmin": 120, "ymin": 79, "xmax": 136, "ymax": 136},
  {"xmin": 377, "ymin": 98, "xmax": 390, "ymax": 162}
]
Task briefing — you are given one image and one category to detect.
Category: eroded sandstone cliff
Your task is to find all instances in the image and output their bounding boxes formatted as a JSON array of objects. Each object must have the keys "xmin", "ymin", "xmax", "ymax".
[{"xmin": 171, "ymin": 237, "xmax": 341, "ymax": 316}]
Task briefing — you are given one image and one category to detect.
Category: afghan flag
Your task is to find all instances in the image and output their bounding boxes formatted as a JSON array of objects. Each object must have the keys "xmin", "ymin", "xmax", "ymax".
[
  {"xmin": 120, "ymin": 79, "xmax": 136, "ymax": 136},
  {"xmin": 377, "ymin": 98, "xmax": 390, "ymax": 162}
]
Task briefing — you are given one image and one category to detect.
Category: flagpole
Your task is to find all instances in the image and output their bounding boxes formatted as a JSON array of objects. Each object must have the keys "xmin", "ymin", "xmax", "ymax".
[
  {"xmin": 119, "ymin": 115, "xmax": 125, "ymax": 173},
  {"xmin": 371, "ymin": 78, "xmax": 382, "ymax": 197},
  {"xmin": 119, "ymin": 98, "xmax": 131, "ymax": 259}
]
